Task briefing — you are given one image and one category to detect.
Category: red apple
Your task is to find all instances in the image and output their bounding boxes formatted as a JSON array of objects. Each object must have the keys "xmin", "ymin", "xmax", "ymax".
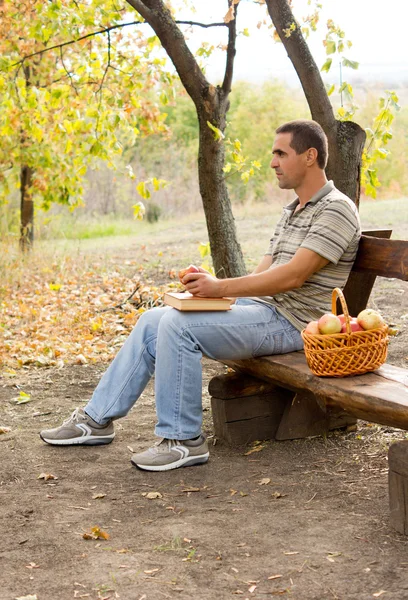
[
  {"xmin": 357, "ymin": 309, "xmax": 385, "ymax": 330},
  {"xmin": 318, "ymin": 313, "xmax": 342, "ymax": 335},
  {"xmin": 178, "ymin": 264, "xmax": 199, "ymax": 282},
  {"xmin": 341, "ymin": 318, "xmax": 364, "ymax": 333},
  {"xmin": 337, "ymin": 314, "xmax": 346, "ymax": 326},
  {"xmin": 304, "ymin": 321, "xmax": 320, "ymax": 335}
]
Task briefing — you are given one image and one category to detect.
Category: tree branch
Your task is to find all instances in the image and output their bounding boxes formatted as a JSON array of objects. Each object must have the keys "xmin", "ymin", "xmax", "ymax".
[
  {"xmin": 10, "ymin": 21, "xmax": 144, "ymax": 68},
  {"xmin": 222, "ymin": 0, "xmax": 238, "ymax": 95},
  {"xmin": 265, "ymin": 0, "xmax": 336, "ymax": 131},
  {"xmin": 176, "ymin": 20, "xmax": 227, "ymax": 29},
  {"xmin": 126, "ymin": 0, "xmax": 209, "ymax": 107}
]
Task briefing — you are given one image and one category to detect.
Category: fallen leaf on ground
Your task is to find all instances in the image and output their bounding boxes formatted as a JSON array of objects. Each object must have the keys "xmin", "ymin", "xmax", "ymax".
[
  {"xmin": 14, "ymin": 391, "xmax": 31, "ymax": 404},
  {"xmin": 259, "ymin": 478, "xmax": 271, "ymax": 485},
  {"xmin": 182, "ymin": 487, "xmax": 200, "ymax": 492},
  {"xmin": 144, "ymin": 568, "xmax": 160, "ymax": 575},
  {"xmin": 0, "ymin": 426, "xmax": 11, "ymax": 434},
  {"xmin": 82, "ymin": 526, "xmax": 110, "ymax": 540},
  {"xmin": 248, "ymin": 584, "xmax": 257, "ymax": 593},
  {"xmin": 15, "ymin": 596, "xmax": 38, "ymax": 600},
  {"xmin": 284, "ymin": 551, "xmax": 299, "ymax": 555},
  {"xmin": 244, "ymin": 440, "xmax": 267, "ymax": 456},
  {"xmin": 268, "ymin": 574, "xmax": 282, "ymax": 580},
  {"xmin": 92, "ymin": 493, "xmax": 106, "ymax": 499},
  {"xmin": 271, "ymin": 491, "xmax": 287, "ymax": 499},
  {"xmin": 37, "ymin": 473, "xmax": 58, "ymax": 481},
  {"xmin": 373, "ymin": 592, "xmax": 387, "ymax": 598},
  {"xmin": 143, "ymin": 491, "xmax": 163, "ymax": 499},
  {"xmin": 25, "ymin": 563, "xmax": 40, "ymax": 569}
]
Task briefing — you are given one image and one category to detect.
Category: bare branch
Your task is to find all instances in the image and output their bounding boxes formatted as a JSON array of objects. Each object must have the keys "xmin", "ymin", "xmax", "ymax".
[
  {"xmin": 10, "ymin": 21, "xmax": 144, "ymax": 69},
  {"xmin": 176, "ymin": 20, "xmax": 227, "ymax": 29},
  {"xmin": 60, "ymin": 46, "xmax": 78, "ymax": 94},
  {"xmin": 222, "ymin": 0, "xmax": 238, "ymax": 95}
]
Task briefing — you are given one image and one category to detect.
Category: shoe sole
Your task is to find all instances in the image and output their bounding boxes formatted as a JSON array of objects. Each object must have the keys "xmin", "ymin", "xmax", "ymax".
[
  {"xmin": 131, "ymin": 452, "xmax": 209, "ymax": 472},
  {"xmin": 39, "ymin": 433, "xmax": 115, "ymax": 446}
]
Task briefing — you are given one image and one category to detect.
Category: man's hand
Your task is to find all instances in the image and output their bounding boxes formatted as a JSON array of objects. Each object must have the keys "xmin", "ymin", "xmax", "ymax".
[{"xmin": 182, "ymin": 270, "xmax": 223, "ymax": 297}]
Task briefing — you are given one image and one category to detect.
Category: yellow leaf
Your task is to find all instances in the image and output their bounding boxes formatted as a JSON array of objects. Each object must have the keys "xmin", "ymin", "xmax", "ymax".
[{"xmin": 38, "ymin": 472, "xmax": 58, "ymax": 481}]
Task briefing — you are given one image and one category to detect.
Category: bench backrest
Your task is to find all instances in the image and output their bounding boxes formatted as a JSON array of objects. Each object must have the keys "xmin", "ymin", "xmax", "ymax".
[{"xmin": 342, "ymin": 229, "xmax": 408, "ymax": 316}]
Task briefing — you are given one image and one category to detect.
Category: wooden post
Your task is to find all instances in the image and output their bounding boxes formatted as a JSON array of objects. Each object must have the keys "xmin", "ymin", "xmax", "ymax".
[{"xmin": 388, "ymin": 441, "xmax": 408, "ymax": 535}]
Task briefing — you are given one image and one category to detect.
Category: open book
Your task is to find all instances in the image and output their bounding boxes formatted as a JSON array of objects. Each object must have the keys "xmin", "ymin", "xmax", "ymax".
[{"xmin": 163, "ymin": 292, "xmax": 233, "ymax": 311}]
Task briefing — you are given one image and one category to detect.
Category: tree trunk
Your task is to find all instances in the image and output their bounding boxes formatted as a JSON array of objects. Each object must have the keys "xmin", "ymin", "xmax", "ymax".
[
  {"xmin": 20, "ymin": 165, "xmax": 34, "ymax": 252},
  {"xmin": 196, "ymin": 94, "xmax": 246, "ymax": 278},
  {"xmin": 265, "ymin": 0, "xmax": 366, "ymax": 207},
  {"xmin": 126, "ymin": 0, "xmax": 247, "ymax": 277},
  {"xmin": 325, "ymin": 121, "xmax": 366, "ymax": 208}
]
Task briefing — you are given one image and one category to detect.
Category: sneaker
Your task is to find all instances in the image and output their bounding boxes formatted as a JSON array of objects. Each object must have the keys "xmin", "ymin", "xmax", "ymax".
[
  {"xmin": 40, "ymin": 408, "xmax": 115, "ymax": 446},
  {"xmin": 131, "ymin": 435, "xmax": 209, "ymax": 472}
]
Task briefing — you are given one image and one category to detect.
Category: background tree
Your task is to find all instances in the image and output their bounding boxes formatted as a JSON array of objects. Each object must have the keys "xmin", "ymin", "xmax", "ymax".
[{"xmin": 0, "ymin": 0, "xmax": 171, "ymax": 250}]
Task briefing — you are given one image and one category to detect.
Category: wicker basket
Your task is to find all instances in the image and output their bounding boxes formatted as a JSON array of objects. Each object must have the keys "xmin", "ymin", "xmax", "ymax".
[{"xmin": 301, "ymin": 287, "xmax": 389, "ymax": 377}]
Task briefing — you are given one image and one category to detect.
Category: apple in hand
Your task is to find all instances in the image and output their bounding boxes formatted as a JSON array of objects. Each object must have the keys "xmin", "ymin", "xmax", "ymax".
[
  {"xmin": 178, "ymin": 264, "xmax": 199, "ymax": 282},
  {"xmin": 318, "ymin": 313, "xmax": 342, "ymax": 335},
  {"xmin": 357, "ymin": 309, "xmax": 385, "ymax": 330},
  {"xmin": 341, "ymin": 318, "xmax": 364, "ymax": 333},
  {"xmin": 304, "ymin": 321, "xmax": 320, "ymax": 335}
]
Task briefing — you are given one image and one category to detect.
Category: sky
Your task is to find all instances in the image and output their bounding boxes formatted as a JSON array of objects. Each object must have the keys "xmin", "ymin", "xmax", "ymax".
[{"xmin": 173, "ymin": 0, "xmax": 407, "ymax": 88}]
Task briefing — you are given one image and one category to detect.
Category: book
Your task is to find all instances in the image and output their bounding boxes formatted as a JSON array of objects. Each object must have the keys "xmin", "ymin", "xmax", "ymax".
[{"xmin": 163, "ymin": 292, "xmax": 233, "ymax": 311}]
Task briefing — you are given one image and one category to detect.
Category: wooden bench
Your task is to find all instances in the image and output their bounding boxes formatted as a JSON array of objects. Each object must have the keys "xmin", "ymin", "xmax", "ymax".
[{"xmin": 208, "ymin": 229, "xmax": 408, "ymax": 533}]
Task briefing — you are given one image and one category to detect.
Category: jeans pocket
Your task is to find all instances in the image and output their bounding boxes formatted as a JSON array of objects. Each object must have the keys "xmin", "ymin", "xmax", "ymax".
[{"xmin": 252, "ymin": 331, "xmax": 284, "ymax": 357}]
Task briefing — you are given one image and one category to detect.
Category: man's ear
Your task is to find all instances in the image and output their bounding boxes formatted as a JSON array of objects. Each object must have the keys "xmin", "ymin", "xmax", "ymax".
[{"xmin": 306, "ymin": 147, "xmax": 318, "ymax": 166}]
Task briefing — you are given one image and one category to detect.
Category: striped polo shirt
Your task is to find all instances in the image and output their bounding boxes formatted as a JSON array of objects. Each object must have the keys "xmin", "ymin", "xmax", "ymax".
[{"xmin": 256, "ymin": 180, "xmax": 361, "ymax": 331}]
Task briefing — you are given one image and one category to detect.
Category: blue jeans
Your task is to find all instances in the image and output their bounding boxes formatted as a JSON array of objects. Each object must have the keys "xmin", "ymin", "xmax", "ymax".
[{"xmin": 85, "ymin": 298, "xmax": 303, "ymax": 440}]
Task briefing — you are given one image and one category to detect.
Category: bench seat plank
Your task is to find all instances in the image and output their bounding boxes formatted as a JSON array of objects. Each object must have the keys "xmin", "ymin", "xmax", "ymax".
[{"xmin": 223, "ymin": 353, "xmax": 408, "ymax": 431}]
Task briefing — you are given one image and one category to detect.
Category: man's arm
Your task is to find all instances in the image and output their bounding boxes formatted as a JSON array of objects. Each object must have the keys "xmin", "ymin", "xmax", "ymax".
[
  {"xmin": 183, "ymin": 248, "xmax": 329, "ymax": 298},
  {"xmin": 250, "ymin": 254, "xmax": 273, "ymax": 275}
]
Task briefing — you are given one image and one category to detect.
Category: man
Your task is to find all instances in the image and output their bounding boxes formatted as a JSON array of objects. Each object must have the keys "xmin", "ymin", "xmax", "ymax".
[{"xmin": 40, "ymin": 119, "xmax": 361, "ymax": 471}]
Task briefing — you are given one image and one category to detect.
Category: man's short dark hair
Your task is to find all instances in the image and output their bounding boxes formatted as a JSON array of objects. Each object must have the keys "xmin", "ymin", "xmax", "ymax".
[{"xmin": 276, "ymin": 120, "xmax": 328, "ymax": 169}]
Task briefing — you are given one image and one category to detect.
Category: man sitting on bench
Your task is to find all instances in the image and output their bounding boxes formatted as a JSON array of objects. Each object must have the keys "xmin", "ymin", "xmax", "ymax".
[{"xmin": 40, "ymin": 119, "xmax": 361, "ymax": 472}]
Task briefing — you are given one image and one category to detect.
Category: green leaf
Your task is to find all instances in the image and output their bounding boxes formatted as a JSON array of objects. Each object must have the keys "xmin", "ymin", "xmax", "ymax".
[
  {"xmin": 326, "ymin": 40, "xmax": 336, "ymax": 55},
  {"xmin": 327, "ymin": 84, "xmax": 335, "ymax": 97},
  {"xmin": 321, "ymin": 58, "xmax": 332, "ymax": 73},
  {"xmin": 198, "ymin": 242, "xmax": 211, "ymax": 259},
  {"xmin": 133, "ymin": 201, "xmax": 145, "ymax": 220},
  {"xmin": 136, "ymin": 181, "xmax": 151, "ymax": 200},
  {"xmin": 207, "ymin": 121, "xmax": 224, "ymax": 142},
  {"xmin": 342, "ymin": 57, "xmax": 359, "ymax": 70}
]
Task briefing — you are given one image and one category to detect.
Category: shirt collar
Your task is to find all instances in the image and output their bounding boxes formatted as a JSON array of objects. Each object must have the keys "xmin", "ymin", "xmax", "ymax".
[{"xmin": 284, "ymin": 180, "xmax": 335, "ymax": 213}]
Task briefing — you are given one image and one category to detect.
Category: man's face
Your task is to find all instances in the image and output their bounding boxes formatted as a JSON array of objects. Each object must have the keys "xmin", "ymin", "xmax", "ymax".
[{"xmin": 270, "ymin": 132, "xmax": 308, "ymax": 190}]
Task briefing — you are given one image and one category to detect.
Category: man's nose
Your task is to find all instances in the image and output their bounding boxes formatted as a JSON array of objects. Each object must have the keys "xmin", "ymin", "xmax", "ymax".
[{"xmin": 270, "ymin": 156, "xmax": 278, "ymax": 169}]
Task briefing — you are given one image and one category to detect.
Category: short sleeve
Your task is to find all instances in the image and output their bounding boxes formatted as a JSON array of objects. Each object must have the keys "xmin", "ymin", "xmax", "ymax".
[{"xmin": 300, "ymin": 199, "xmax": 360, "ymax": 264}]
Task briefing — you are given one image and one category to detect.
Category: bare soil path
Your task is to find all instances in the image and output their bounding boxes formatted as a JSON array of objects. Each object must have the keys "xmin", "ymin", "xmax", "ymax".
[{"xmin": 1, "ymin": 213, "xmax": 408, "ymax": 600}]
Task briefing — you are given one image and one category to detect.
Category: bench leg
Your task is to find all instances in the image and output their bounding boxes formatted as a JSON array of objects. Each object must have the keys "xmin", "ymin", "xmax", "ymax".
[
  {"xmin": 275, "ymin": 391, "xmax": 357, "ymax": 441},
  {"xmin": 209, "ymin": 371, "xmax": 293, "ymax": 445},
  {"xmin": 209, "ymin": 372, "xmax": 357, "ymax": 445},
  {"xmin": 388, "ymin": 441, "xmax": 408, "ymax": 535}
]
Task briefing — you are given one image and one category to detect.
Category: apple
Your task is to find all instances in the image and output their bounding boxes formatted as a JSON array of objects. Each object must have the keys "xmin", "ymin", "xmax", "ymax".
[
  {"xmin": 178, "ymin": 264, "xmax": 199, "ymax": 282},
  {"xmin": 304, "ymin": 321, "xmax": 320, "ymax": 335},
  {"xmin": 357, "ymin": 309, "xmax": 385, "ymax": 331},
  {"xmin": 337, "ymin": 314, "xmax": 346, "ymax": 326},
  {"xmin": 318, "ymin": 313, "xmax": 342, "ymax": 335},
  {"xmin": 341, "ymin": 318, "xmax": 364, "ymax": 333}
]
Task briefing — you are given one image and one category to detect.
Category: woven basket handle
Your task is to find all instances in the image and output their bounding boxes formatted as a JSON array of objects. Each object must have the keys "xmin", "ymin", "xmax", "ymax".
[{"xmin": 331, "ymin": 287, "xmax": 351, "ymax": 335}]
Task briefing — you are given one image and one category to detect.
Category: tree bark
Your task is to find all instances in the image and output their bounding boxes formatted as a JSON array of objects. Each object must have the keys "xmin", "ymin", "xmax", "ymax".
[
  {"xmin": 20, "ymin": 165, "xmax": 34, "ymax": 252},
  {"xmin": 126, "ymin": 0, "xmax": 246, "ymax": 277},
  {"xmin": 265, "ymin": 0, "xmax": 366, "ymax": 207}
]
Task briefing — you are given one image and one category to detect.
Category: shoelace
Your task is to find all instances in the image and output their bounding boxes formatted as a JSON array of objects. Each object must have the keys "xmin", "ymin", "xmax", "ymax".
[
  {"xmin": 63, "ymin": 408, "xmax": 85, "ymax": 425},
  {"xmin": 154, "ymin": 438, "xmax": 178, "ymax": 453}
]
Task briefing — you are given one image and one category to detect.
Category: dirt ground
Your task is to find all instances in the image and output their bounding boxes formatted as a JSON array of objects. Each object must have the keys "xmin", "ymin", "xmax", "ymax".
[{"xmin": 1, "ymin": 235, "xmax": 408, "ymax": 600}]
